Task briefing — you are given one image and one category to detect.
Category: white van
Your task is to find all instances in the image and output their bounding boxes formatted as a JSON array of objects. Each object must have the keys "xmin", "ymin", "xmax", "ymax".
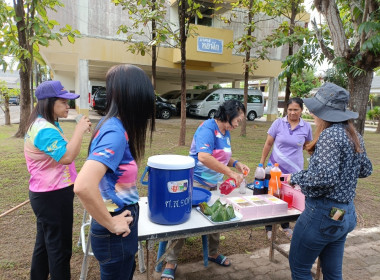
[{"xmin": 188, "ymin": 88, "xmax": 264, "ymax": 121}]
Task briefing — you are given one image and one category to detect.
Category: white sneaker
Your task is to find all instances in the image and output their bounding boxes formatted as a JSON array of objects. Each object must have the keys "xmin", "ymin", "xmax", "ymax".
[{"xmin": 266, "ymin": 230, "xmax": 272, "ymax": 240}]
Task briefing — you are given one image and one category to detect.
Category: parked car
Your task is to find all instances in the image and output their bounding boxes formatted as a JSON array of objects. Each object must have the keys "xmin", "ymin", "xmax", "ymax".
[
  {"xmin": 90, "ymin": 87, "xmax": 177, "ymax": 119},
  {"xmin": 90, "ymin": 87, "xmax": 107, "ymax": 115},
  {"xmin": 156, "ymin": 95, "xmax": 177, "ymax": 119},
  {"xmin": 188, "ymin": 88, "xmax": 264, "ymax": 121},
  {"xmin": 161, "ymin": 89, "xmax": 204, "ymax": 115},
  {"xmin": 8, "ymin": 96, "xmax": 20, "ymax": 105}
]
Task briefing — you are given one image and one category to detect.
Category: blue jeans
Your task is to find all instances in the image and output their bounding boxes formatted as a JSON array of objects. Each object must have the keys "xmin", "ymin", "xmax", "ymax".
[
  {"xmin": 90, "ymin": 204, "xmax": 139, "ymax": 280},
  {"xmin": 289, "ymin": 197, "xmax": 356, "ymax": 280}
]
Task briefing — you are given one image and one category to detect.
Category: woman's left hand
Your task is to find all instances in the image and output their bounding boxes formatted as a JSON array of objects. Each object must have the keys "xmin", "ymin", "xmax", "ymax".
[{"xmin": 236, "ymin": 162, "xmax": 250, "ymax": 176}]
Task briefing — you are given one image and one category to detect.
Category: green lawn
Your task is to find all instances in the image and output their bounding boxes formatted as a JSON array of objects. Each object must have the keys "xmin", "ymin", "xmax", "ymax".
[{"xmin": 0, "ymin": 118, "xmax": 379, "ymax": 279}]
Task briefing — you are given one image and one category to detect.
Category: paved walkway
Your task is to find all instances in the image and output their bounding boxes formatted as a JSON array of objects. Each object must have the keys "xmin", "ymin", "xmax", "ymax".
[{"xmin": 133, "ymin": 226, "xmax": 380, "ymax": 280}]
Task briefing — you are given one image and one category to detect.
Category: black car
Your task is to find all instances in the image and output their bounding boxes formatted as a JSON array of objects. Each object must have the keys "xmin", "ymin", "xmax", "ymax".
[
  {"xmin": 8, "ymin": 96, "xmax": 20, "ymax": 105},
  {"xmin": 90, "ymin": 87, "xmax": 177, "ymax": 119},
  {"xmin": 156, "ymin": 96, "xmax": 177, "ymax": 119}
]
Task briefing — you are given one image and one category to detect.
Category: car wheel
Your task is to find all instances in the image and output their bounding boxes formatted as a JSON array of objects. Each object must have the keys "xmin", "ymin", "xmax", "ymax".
[
  {"xmin": 160, "ymin": 109, "xmax": 171, "ymax": 119},
  {"xmin": 208, "ymin": 110, "xmax": 217, "ymax": 119},
  {"xmin": 247, "ymin": 111, "xmax": 257, "ymax": 121}
]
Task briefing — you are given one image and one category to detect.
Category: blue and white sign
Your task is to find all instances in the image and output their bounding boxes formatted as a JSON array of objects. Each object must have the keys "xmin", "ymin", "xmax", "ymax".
[{"xmin": 197, "ymin": 37, "xmax": 223, "ymax": 54}]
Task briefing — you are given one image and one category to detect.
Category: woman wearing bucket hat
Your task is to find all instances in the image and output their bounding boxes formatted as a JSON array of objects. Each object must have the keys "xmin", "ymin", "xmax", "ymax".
[
  {"xmin": 161, "ymin": 100, "xmax": 250, "ymax": 280},
  {"xmin": 74, "ymin": 65, "xmax": 156, "ymax": 280},
  {"xmin": 287, "ymin": 83, "xmax": 373, "ymax": 279},
  {"xmin": 24, "ymin": 80, "xmax": 91, "ymax": 279}
]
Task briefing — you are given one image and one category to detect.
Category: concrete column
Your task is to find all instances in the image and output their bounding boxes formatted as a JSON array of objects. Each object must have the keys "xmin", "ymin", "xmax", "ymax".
[
  {"xmin": 267, "ymin": 77, "xmax": 279, "ymax": 122},
  {"xmin": 78, "ymin": 0, "xmax": 89, "ymax": 35},
  {"xmin": 207, "ymin": 83, "xmax": 213, "ymax": 89},
  {"xmin": 76, "ymin": 59, "xmax": 90, "ymax": 116},
  {"xmin": 232, "ymin": 81, "xmax": 241, "ymax": 88}
]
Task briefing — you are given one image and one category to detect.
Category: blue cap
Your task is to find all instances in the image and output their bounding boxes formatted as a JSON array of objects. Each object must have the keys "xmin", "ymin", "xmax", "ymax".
[{"xmin": 258, "ymin": 163, "xmax": 263, "ymax": 167}]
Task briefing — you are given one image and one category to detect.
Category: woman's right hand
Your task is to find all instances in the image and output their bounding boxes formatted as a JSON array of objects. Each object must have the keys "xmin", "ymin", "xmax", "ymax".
[
  {"xmin": 229, "ymin": 171, "xmax": 243, "ymax": 186},
  {"xmin": 76, "ymin": 115, "xmax": 92, "ymax": 134},
  {"xmin": 109, "ymin": 210, "xmax": 134, "ymax": 237}
]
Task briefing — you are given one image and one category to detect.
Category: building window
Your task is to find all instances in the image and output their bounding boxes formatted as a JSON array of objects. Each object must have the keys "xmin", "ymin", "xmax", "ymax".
[{"xmin": 190, "ymin": 2, "xmax": 213, "ymax": 27}]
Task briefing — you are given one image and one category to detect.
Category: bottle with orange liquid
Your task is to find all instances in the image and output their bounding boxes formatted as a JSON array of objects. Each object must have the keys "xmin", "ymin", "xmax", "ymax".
[{"xmin": 268, "ymin": 163, "xmax": 282, "ymax": 198}]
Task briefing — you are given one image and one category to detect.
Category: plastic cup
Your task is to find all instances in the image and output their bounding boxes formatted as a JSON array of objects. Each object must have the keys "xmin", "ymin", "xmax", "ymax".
[{"xmin": 283, "ymin": 192, "xmax": 293, "ymax": 209}]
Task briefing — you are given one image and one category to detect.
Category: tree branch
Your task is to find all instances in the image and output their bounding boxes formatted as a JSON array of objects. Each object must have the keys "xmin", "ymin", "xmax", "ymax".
[
  {"xmin": 360, "ymin": 0, "xmax": 370, "ymax": 48},
  {"xmin": 314, "ymin": 0, "xmax": 350, "ymax": 57},
  {"xmin": 311, "ymin": 18, "xmax": 335, "ymax": 62}
]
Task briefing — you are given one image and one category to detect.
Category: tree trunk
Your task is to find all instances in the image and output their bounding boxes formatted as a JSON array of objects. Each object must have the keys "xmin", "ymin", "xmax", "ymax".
[
  {"xmin": 14, "ymin": 0, "xmax": 32, "ymax": 138},
  {"xmin": 283, "ymin": 1, "xmax": 297, "ymax": 116},
  {"xmin": 151, "ymin": 0, "xmax": 157, "ymax": 90},
  {"xmin": 376, "ymin": 119, "xmax": 380, "ymax": 133},
  {"xmin": 348, "ymin": 71, "xmax": 373, "ymax": 135},
  {"xmin": 240, "ymin": 0, "xmax": 253, "ymax": 137},
  {"xmin": 178, "ymin": 0, "xmax": 187, "ymax": 146},
  {"xmin": 4, "ymin": 96, "xmax": 11, "ymax": 125}
]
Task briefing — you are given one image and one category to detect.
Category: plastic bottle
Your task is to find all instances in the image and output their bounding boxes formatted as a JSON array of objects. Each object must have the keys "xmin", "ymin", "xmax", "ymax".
[
  {"xmin": 264, "ymin": 163, "xmax": 272, "ymax": 194},
  {"xmin": 268, "ymin": 163, "xmax": 282, "ymax": 198},
  {"xmin": 253, "ymin": 163, "xmax": 265, "ymax": 195},
  {"xmin": 219, "ymin": 178, "xmax": 237, "ymax": 195},
  {"xmin": 239, "ymin": 175, "xmax": 247, "ymax": 194}
]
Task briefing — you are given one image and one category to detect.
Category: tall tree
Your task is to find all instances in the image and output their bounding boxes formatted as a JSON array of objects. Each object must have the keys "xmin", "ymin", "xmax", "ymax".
[
  {"xmin": 224, "ymin": 0, "xmax": 275, "ymax": 136},
  {"xmin": 261, "ymin": 0, "xmax": 315, "ymax": 115},
  {"xmin": 114, "ymin": 0, "xmax": 201, "ymax": 145},
  {"xmin": 0, "ymin": 0, "xmax": 79, "ymax": 137},
  {"xmin": 0, "ymin": 79, "xmax": 19, "ymax": 125},
  {"xmin": 313, "ymin": 0, "xmax": 380, "ymax": 135},
  {"xmin": 113, "ymin": 0, "xmax": 171, "ymax": 90}
]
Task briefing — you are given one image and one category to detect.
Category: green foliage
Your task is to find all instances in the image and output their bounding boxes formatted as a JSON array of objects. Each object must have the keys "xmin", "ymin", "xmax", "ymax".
[
  {"xmin": 114, "ymin": 0, "xmax": 202, "ymax": 55},
  {"xmin": 193, "ymin": 85, "xmax": 207, "ymax": 89},
  {"xmin": 367, "ymin": 106, "xmax": 380, "ymax": 120},
  {"xmin": 0, "ymin": 1, "xmax": 81, "ymax": 72},
  {"xmin": 323, "ymin": 66, "xmax": 348, "ymax": 89},
  {"xmin": 290, "ymin": 69, "xmax": 321, "ymax": 98}
]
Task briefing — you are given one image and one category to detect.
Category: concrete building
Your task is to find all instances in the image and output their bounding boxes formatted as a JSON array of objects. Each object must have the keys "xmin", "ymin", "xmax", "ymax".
[{"xmin": 40, "ymin": 0, "xmax": 309, "ymax": 120}]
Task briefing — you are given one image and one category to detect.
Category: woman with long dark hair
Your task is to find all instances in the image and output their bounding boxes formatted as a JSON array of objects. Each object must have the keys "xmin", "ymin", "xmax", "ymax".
[
  {"xmin": 74, "ymin": 64, "xmax": 156, "ymax": 280},
  {"xmin": 24, "ymin": 80, "xmax": 91, "ymax": 280},
  {"xmin": 288, "ymin": 83, "xmax": 372, "ymax": 279}
]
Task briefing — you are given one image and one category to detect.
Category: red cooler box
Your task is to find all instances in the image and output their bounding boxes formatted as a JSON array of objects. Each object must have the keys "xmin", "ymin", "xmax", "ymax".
[{"xmin": 281, "ymin": 183, "xmax": 305, "ymax": 211}]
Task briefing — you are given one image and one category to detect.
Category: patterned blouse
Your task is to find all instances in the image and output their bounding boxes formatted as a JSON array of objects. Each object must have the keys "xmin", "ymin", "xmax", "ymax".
[{"xmin": 290, "ymin": 123, "xmax": 372, "ymax": 203}]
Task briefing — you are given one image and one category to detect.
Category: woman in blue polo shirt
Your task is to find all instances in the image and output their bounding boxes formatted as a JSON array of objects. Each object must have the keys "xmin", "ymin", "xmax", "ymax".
[
  {"xmin": 161, "ymin": 100, "xmax": 250, "ymax": 280},
  {"xmin": 74, "ymin": 64, "xmax": 156, "ymax": 280}
]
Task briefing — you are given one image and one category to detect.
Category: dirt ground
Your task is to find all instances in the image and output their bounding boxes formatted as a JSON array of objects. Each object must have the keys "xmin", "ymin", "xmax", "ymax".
[
  {"xmin": 0, "ymin": 116, "xmax": 378, "ymax": 279},
  {"xmin": 0, "ymin": 193, "xmax": 378, "ymax": 280}
]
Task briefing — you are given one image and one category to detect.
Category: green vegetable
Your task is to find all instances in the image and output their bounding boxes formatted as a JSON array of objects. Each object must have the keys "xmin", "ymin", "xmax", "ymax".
[
  {"xmin": 199, "ymin": 199, "xmax": 236, "ymax": 222},
  {"xmin": 199, "ymin": 202, "xmax": 213, "ymax": 216},
  {"xmin": 226, "ymin": 204, "xmax": 236, "ymax": 220},
  {"xmin": 211, "ymin": 199, "xmax": 222, "ymax": 212}
]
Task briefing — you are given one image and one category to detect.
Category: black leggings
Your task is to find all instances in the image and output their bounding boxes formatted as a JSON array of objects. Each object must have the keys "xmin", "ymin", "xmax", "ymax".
[{"xmin": 29, "ymin": 185, "xmax": 74, "ymax": 280}]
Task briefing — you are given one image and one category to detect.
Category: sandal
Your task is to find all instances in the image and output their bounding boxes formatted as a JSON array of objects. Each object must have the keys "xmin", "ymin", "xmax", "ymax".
[
  {"xmin": 282, "ymin": 228, "xmax": 293, "ymax": 239},
  {"xmin": 161, "ymin": 264, "xmax": 177, "ymax": 280},
  {"xmin": 208, "ymin": 254, "xmax": 231, "ymax": 267}
]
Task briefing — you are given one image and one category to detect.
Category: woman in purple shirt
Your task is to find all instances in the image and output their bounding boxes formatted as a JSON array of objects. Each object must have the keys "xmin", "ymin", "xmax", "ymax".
[{"xmin": 260, "ymin": 97, "xmax": 312, "ymax": 239}]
